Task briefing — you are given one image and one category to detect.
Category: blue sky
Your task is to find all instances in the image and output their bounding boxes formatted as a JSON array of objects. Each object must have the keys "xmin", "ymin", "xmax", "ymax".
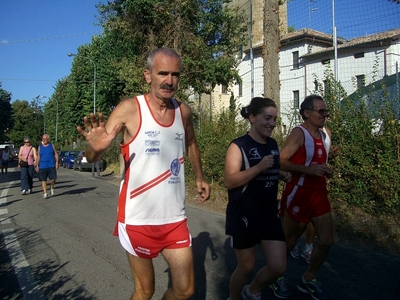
[
  {"xmin": 0, "ymin": 0, "xmax": 104, "ymax": 103},
  {"xmin": 1, "ymin": 0, "xmax": 399, "ymax": 104},
  {"xmin": 288, "ymin": 0, "xmax": 400, "ymax": 40}
]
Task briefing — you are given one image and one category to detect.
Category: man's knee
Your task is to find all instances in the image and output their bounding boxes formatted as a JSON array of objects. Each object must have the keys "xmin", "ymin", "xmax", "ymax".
[
  {"xmin": 133, "ymin": 285, "xmax": 155, "ymax": 300},
  {"xmin": 318, "ymin": 234, "xmax": 334, "ymax": 247},
  {"xmin": 172, "ymin": 283, "xmax": 195, "ymax": 300}
]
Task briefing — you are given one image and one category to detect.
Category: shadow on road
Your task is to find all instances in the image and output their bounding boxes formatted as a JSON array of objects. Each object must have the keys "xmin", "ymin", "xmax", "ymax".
[{"xmin": 0, "ymin": 226, "xmax": 96, "ymax": 300}]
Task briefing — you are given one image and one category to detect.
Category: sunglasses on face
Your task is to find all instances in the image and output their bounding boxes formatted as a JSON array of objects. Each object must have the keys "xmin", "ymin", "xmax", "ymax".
[
  {"xmin": 310, "ymin": 109, "xmax": 330, "ymax": 117},
  {"xmin": 24, "ymin": 141, "xmax": 30, "ymax": 143}
]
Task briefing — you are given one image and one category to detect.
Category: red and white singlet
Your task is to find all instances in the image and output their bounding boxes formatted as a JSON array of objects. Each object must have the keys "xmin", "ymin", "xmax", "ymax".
[
  {"xmin": 118, "ymin": 95, "xmax": 186, "ymax": 226},
  {"xmin": 287, "ymin": 125, "xmax": 329, "ymax": 189}
]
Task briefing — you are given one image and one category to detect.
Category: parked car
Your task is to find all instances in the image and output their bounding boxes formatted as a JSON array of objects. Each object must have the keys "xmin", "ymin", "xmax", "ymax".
[
  {"xmin": 58, "ymin": 150, "xmax": 69, "ymax": 164},
  {"xmin": 62, "ymin": 151, "xmax": 79, "ymax": 169},
  {"xmin": 73, "ymin": 151, "xmax": 104, "ymax": 172}
]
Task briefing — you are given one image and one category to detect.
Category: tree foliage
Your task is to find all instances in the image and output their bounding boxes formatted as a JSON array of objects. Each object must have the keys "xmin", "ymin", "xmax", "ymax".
[
  {"xmin": 95, "ymin": 0, "xmax": 248, "ymax": 97},
  {"xmin": 9, "ymin": 98, "xmax": 45, "ymax": 147},
  {"xmin": 312, "ymin": 67, "xmax": 400, "ymax": 216},
  {"xmin": 38, "ymin": 0, "xmax": 247, "ymax": 144},
  {"xmin": 0, "ymin": 83, "xmax": 13, "ymax": 142}
]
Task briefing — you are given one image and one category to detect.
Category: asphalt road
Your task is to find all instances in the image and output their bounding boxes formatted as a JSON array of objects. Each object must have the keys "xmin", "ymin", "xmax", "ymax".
[{"xmin": 1, "ymin": 162, "xmax": 399, "ymax": 299}]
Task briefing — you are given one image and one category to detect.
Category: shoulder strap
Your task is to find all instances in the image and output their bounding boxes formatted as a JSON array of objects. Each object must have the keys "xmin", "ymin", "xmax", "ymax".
[{"xmin": 26, "ymin": 146, "xmax": 32, "ymax": 159}]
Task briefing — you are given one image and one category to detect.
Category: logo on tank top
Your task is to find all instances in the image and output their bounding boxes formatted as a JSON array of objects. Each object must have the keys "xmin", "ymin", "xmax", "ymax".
[
  {"xmin": 145, "ymin": 130, "xmax": 160, "ymax": 137},
  {"xmin": 317, "ymin": 148, "xmax": 324, "ymax": 158},
  {"xmin": 175, "ymin": 133, "xmax": 184, "ymax": 141},
  {"xmin": 169, "ymin": 158, "xmax": 182, "ymax": 184},
  {"xmin": 145, "ymin": 140, "xmax": 160, "ymax": 146},
  {"xmin": 170, "ymin": 158, "xmax": 181, "ymax": 176},
  {"xmin": 145, "ymin": 148, "xmax": 160, "ymax": 155},
  {"xmin": 249, "ymin": 148, "xmax": 261, "ymax": 160},
  {"xmin": 291, "ymin": 206, "xmax": 300, "ymax": 216},
  {"xmin": 271, "ymin": 150, "xmax": 279, "ymax": 155}
]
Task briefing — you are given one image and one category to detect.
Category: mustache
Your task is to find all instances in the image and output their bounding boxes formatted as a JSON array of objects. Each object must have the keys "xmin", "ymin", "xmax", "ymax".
[{"xmin": 160, "ymin": 83, "xmax": 175, "ymax": 91}]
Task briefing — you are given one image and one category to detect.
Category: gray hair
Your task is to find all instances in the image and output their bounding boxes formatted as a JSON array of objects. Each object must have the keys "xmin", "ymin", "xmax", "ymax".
[{"xmin": 146, "ymin": 47, "xmax": 181, "ymax": 71}]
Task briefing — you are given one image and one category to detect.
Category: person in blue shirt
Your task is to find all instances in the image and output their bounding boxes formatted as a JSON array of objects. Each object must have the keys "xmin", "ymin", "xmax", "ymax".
[{"xmin": 35, "ymin": 134, "xmax": 59, "ymax": 199}]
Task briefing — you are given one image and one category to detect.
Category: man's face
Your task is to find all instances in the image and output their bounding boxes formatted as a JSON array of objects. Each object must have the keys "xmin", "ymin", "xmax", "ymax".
[
  {"xmin": 307, "ymin": 99, "xmax": 328, "ymax": 128},
  {"xmin": 144, "ymin": 54, "xmax": 181, "ymax": 101},
  {"xmin": 42, "ymin": 136, "xmax": 49, "ymax": 145}
]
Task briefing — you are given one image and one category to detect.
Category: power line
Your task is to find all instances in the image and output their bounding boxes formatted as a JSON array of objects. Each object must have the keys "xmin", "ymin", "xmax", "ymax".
[{"xmin": 0, "ymin": 31, "xmax": 101, "ymax": 45}]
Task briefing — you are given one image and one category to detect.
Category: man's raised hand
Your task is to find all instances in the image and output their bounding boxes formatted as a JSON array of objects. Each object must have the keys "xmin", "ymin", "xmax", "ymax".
[{"xmin": 76, "ymin": 113, "xmax": 121, "ymax": 153}]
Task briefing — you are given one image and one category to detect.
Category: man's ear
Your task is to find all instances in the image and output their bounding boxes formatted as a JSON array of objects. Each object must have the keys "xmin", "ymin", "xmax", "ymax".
[
  {"xmin": 303, "ymin": 109, "xmax": 311, "ymax": 119},
  {"xmin": 144, "ymin": 69, "xmax": 151, "ymax": 83}
]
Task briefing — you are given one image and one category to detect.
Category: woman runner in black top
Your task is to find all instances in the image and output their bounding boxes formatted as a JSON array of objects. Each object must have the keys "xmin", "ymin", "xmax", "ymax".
[{"xmin": 225, "ymin": 97, "xmax": 291, "ymax": 300}]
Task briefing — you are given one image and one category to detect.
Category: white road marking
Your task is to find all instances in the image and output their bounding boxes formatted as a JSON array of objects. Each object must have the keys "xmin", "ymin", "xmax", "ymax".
[{"xmin": 1, "ymin": 181, "xmax": 45, "ymax": 299}]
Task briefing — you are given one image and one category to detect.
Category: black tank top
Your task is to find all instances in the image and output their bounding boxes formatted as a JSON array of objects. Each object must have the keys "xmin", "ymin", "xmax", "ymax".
[{"xmin": 226, "ymin": 134, "xmax": 281, "ymax": 235}]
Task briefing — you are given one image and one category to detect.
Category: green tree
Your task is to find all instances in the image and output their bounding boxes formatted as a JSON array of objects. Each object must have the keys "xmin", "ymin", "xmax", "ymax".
[
  {"xmin": 51, "ymin": 0, "xmax": 248, "ymax": 147},
  {"xmin": 0, "ymin": 83, "xmax": 13, "ymax": 142},
  {"xmin": 8, "ymin": 99, "xmax": 44, "ymax": 147},
  {"xmin": 95, "ymin": 0, "xmax": 247, "ymax": 97}
]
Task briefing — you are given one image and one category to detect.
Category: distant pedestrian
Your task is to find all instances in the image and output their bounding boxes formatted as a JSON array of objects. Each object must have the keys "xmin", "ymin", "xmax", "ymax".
[
  {"xmin": 35, "ymin": 134, "xmax": 59, "ymax": 199},
  {"xmin": 1, "ymin": 146, "xmax": 10, "ymax": 178},
  {"xmin": 18, "ymin": 137, "xmax": 37, "ymax": 195},
  {"xmin": 225, "ymin": 97, "xmax": 291, "ymax": 300}
]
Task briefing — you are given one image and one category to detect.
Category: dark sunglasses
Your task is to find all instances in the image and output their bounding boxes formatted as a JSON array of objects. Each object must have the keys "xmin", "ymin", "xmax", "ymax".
[
  {"xmin": 24, "ymin": 141, "xmax": 30, "ymax": 143},
  {"xmin": 310, "ymin": 109, "xmax": 330, "ymax": 116}
]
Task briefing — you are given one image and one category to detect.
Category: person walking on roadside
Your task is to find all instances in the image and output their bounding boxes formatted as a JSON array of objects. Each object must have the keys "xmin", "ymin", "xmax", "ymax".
[
  {"xmin": 225, "ymin": 97, "xmax": 291, "ymax": 300},
  {"xmin": 1, "ymin": 146, "xmax": 10, "ymax": 178},
  {"xmin": 18, "ymin": 137, "xmax": 37, "ymax": 195},
  {"xmin": 290, "ymin": 123, "xmax": 341, "ymax": 264},
  {"xmin": 77, "ymin": 47, "xmax": 211, "ymax": 300},
  {"xmin": 35, "ymin": 134, "xmax": 59, "ymax": 199},
  {"xmin": 270, "ymin": 95, "xmax": 334, "ymax": 300}
]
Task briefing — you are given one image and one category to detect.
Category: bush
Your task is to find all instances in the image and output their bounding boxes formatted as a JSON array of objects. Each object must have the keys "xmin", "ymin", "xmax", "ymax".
[
  {"xmin": 187, "ymin": 74, "xmax": 400, "ymax": 217},
  {"xmin": 321, "ymin": 75, "xmax": 400, "ymax": 216},
  {"xmin": 186, "ymin": 108, "xmax": 248, "ymax": 186}
]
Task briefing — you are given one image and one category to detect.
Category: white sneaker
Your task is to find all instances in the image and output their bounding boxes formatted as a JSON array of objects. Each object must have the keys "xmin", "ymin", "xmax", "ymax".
[
  {"xmin": 43, "ymin": 193, "xmax": 48, "ymax": 199},
  {"xmin": 26, "ymin": 189, "xmax": 31, "ymax": 195},
  {"xmin": 241, "ymin": 284, "xmax": 261, "ymax": 300},
  {"xmin": 50, "ymin": 188, "xmax": 55, "ymax": 196},
  {"xmin": 21, "ymin": 190, "xmax": 26, "ymax": 195},
  {"xmin": 290, "ymin": 241, "xmax": 302, "ymax": 258},
  {"xmin": 301, "ymin": 245, "xmax": 313, "ymax": 264}
]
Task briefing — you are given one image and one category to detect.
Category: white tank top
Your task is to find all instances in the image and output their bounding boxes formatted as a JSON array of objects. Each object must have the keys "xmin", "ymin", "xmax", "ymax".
[
  {"xmin": 118, "ymin": 95, "xmax": 186, "ymax": 225},
  {"xmin": 322, "ymin": 127, "xmax": 331, "ymax": 153}
]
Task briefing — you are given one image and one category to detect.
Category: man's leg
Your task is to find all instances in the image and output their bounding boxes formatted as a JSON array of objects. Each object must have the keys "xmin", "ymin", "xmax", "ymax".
[
  {"xmin": 41, "ymin": 181, "xmax": 47, "ymax": 194},
  {"xmin": 282, "ymin": 206, "xmax": 307, "ymax": 255},
  {"xmin": 305, "ymin": 223, "xmax": 315, "ymax": 245},
  {"xmin": 161, "ymin": 247, "xmax": 195, "ymax": 300},
  {"xmin": 304, "ymin": 212, "xmax": 334, "ymax": 280},
  {"xmin": 126, "ymin": 251, "xmax": 155, "ymax": 300}
]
